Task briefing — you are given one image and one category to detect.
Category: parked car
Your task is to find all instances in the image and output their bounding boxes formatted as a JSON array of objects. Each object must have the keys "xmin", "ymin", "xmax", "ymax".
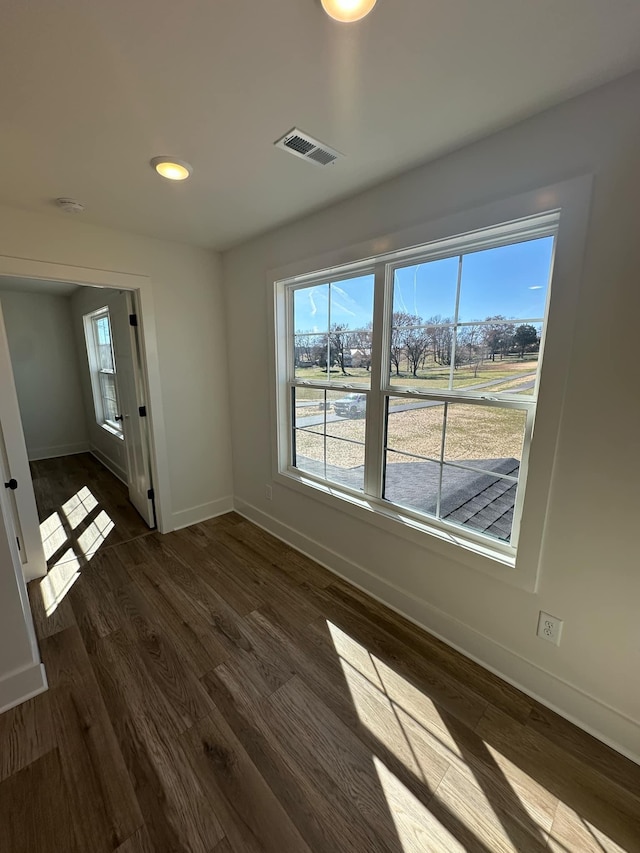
[{"xmin": 333, "ymin": 393, "xmax": 366, "ymax": 418}]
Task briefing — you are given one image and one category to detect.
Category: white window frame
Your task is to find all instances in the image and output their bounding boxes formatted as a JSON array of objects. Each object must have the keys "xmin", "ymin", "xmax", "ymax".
[
  {"xmin": 269, "ymin": 178, "xmax": 592, "ymax": 591},
  {"xmin": 83, "ymin": 306, "xmax": 124, "ymax": 439}
]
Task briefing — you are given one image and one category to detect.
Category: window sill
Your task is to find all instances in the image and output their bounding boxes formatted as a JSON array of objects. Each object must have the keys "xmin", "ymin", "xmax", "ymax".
[
  {"xmin": 273, "ymin": 468, "xmax": 542, "ymax": 592},
  {"xmin": 100, "ymin": 422, "xmax": 124, "ymax": 440}
]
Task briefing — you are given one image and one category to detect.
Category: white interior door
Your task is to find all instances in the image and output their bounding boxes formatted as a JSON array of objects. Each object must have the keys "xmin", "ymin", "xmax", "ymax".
[
  {"xmin": 0, "ymin": 303, "xmax": 46, "ymax": 581},
  {"xmin": 110, "ymin": 292, "xmax": 155, "ymax": 527}
]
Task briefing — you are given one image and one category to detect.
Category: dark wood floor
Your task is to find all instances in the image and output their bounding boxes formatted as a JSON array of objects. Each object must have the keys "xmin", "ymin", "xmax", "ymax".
[
  {"xmin": 1, "ymin": 465, "xmax": 639, "ymax": 851},
  {"xmin": 30, "ymin": 453, "xmax": 152, "ymax": 572}
]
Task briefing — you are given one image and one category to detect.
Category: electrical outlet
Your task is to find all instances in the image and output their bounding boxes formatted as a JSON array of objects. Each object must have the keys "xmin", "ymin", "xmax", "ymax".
[
  {"xmin": 537, "ymin": 611, "xmax": 563, "ymax": 645},
  {"xmin": 265, "ymin": 484, "xmax": 273, "ymax": 501}
]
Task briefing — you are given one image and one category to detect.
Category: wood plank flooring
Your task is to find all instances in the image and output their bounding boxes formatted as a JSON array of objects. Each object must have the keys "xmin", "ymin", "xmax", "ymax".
[
  {"xmin": 2, "ymin": 480, "xmax": 639, "ymax": 850},
  {"xmin": 30, "ymin": 453, "xmax": 152, "ymax": 571}
]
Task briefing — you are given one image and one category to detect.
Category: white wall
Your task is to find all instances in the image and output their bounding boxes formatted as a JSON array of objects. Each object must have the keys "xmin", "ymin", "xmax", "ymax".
[
  {"xmin": 69, "ymin": 287, "xmax": 129, "ymax": 482},
  {"xmin": 0, "ymin": 290, "xmax": 88, "ymax": 460},
  {"xmin": 0, "ymin": 210, "xmax": 234, "ymax": 529},
  {"xmin": 0, "ymin": 493, "xmax": 45, "ymax": 713},
  {"xmin": 223, "ymin": 71, "xmax": 640, "ymax": 760}
]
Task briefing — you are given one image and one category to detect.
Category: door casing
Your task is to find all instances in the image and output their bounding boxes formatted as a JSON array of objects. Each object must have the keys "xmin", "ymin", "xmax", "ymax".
[{"xmin": 0, "ymin": 256, "xmax": 172, "ymax": 580}]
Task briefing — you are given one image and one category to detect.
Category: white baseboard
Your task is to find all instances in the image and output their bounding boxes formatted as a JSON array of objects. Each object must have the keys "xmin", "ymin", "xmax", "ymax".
[
  {"xmin": 172, "ymin": 496, "xmax": 234, "ymax": 531},
  {"xmin": 90, "ymin": 447, "xmax": 128, "ymax": 485},
  {"xmin": 0, "ymin": 661, "xmax": 48, "ymax": 714},
  {"xmin": 28, "ymin": 442, "xmax": 90, "ymax": 462},
  {"xmin": 235, "ymin": 497, "xmax": 640, "ymax": 766}
]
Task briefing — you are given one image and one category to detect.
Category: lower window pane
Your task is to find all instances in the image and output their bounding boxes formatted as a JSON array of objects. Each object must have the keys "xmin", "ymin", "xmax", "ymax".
[
  {"xmin": 440, "ymin": 463, "xmax": 517, "ymax": 542},
  {"xmin": 99, "ymin": 373, "xmax": 119, "ymax": 422},
  {"xmin": 293, "ymin": 430, "xmax": 325, "ymax": 478},
  {"xmin": 384, "ymin": 450, "xmax": 439, "ymax": 517},
  {"xmin": 292, "ymin": 387, "xmax": 366, "ymax": 491},
  {"xmin": 293, "ymin": 388, "xmax": 327, "ymax": 434},
  {"xmin": 383, "ymin": 395, "xmax": 526, "ymax": 542},
  {"xmin": 326, "ymin": 436, "xmax": 364, "ymax": 491},
  {"xmin": 385, "ymin": 399, "xmax": 444, "ymax": 458},
  {"xmin": 444, "ymin": 404, "xmax": 526, "ymax": 468}
]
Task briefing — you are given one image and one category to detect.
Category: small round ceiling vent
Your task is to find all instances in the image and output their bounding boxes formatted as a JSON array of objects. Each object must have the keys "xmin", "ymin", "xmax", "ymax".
[{"xmin": 56, "ymin": 198, "xmax": 85, "ymax": 213}]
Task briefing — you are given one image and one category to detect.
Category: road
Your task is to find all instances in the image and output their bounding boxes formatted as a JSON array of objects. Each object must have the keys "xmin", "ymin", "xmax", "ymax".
[{"xmin": 296, "ymin": 372, "xmax": 536, "ymax": 428}]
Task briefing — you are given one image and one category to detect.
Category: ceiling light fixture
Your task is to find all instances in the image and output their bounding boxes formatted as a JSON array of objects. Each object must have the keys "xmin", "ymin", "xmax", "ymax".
[
  {"xmin": 150, "ymin": 157, "xmax": 192, "ymax": 181},
  {"xmin": 321, "ymin": 0, "xmax": 377, "ymax": 23}
]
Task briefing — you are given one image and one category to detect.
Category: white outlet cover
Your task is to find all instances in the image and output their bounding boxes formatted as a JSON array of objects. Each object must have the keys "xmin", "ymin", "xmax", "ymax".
[{"xmin": 537, "ymin": 611, "xmax": 563, "ymax": 645}]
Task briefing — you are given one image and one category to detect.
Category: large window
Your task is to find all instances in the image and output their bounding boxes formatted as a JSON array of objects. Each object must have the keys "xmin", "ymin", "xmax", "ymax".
[
  {"xmin": 84, "ymin": 307, "xmax": 122, "ymax": 437},
  {"xmin": 276, "ymin": 212, "xmax": 559, "ymax": 561}
]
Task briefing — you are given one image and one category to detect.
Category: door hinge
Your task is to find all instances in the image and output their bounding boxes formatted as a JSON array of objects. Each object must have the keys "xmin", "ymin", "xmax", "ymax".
[
  {"xmin": 16, "ymin": 536, "xmax": 21, "ymax": 552},
  {"xmin": 129, "ymin": 313, "xmax": 138, "ymax": 327},
  {"xmin": 147, "ymin": 488, "xmax": 154, "ymax": 500},
  {"xmin": 138, "ymin": 405, "xmax": 147, "ymax": 417}
]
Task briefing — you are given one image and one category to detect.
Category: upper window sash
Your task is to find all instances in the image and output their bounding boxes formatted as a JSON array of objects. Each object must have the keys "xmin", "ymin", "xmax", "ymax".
[
  {"xmin": 287, "ymin": 241, "xmax": 556, "ymax": 405},
  {"xmin": 283, "ymin": 215, "xmax": 558, "ymax": 292}
]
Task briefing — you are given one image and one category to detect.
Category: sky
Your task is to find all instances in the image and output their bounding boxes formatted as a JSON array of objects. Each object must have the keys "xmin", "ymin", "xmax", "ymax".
[{"xmin": 293, "ymin": 236, "xmax": 554, "ymax": 334}]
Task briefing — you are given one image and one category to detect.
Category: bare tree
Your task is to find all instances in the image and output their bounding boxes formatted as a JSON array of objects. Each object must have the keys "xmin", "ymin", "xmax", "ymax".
[
  {"xmin": 314, "ymin": 333, "xmax": 331, "ymax": 368},
  {"xmin": 329, "ymin": 323, "xmax": 353, "ymax": 375},
  {"xmin": 294, "ymin": 332, "xmax": 314, "ymax": 367},
  {"xmin": 426, "ymin": 316, "xmax": 454, "ymax": 365},
  {"xmin": 458, "ymin": 324, "xmax": 484, "ymax": 377},
  {"xmin": 390, "ymin": 312, "xmax": 413, "ymax": 376},
  {"xmin": 403, "ymin": 323, "xmax": 430, "ymax": 377},
  {"xmin": 351, "ymin": 323, "xmax": 373, "ymax": 371}
]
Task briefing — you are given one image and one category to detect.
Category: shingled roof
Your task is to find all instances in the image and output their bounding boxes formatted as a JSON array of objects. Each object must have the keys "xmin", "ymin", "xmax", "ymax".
[{"xmin": 297, "ymin": 456, "xmax": 520, "ymax": 542}]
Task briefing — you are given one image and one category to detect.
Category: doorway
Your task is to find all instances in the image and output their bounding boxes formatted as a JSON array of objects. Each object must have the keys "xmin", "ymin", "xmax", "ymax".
[{"xmin": 0, "ymin": 261, "xmax": 170, "ymax": 587}]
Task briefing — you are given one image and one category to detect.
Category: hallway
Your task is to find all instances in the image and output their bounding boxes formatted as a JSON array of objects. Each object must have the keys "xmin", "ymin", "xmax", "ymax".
[{"xmin": 31, "ymin": 453, "xmax": 151, "ymax": 571}]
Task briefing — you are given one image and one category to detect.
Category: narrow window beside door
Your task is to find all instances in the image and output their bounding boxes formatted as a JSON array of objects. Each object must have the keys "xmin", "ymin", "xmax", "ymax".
[{"xmin": 83, "ymin": 307, "xmax": 123, "ymax": 437}]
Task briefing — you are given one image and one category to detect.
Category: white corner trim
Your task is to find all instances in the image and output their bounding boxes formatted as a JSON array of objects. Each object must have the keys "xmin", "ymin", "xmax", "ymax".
[
  {"xmin": 89, "ymin": 447, "xmax": 128, "ymax": 485},
  {"xmin": 28, "ymin": 442, "xmax": 90, "ymax": 462},
  {"xmin": 235, "ymin": 497, "xmax": 640, "ymax": 766},
  {"xmin": 171, "ymin": 496, "xmax": 234, "ymax": 531},
  {"xmin": 0, "ymin": 662, "xmax": 48, "ymax": 715}
]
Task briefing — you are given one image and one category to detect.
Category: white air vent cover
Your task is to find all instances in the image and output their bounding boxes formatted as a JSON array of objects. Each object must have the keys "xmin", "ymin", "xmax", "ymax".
[{"xmin": 274, "ymin": 128, "xmax": 343, "ymax": 167}]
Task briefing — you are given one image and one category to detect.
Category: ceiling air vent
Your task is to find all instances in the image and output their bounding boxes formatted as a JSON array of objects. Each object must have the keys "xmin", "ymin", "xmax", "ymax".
[{"xmin": 274, "ymin": 128, "xmax": 343, "ymax": 167}]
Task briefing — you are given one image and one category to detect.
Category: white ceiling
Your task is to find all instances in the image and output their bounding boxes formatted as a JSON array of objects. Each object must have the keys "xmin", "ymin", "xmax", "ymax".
[
  {"xmin": 0, "ymin": 277, "xmax": 80, "ymax": 297},
  {"xmin": 1, "ymin": 0, "xmax": 639, "ymax": 250}
]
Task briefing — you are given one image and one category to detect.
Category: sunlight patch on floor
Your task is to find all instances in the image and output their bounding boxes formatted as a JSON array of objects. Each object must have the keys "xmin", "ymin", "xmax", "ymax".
[
  {"xmin": 326, "ymin": 619, "xmax": 559, "ymax": 851},
  {"xmin": 39, "ymin": 512, "xmax": 67, "ymax": 561},
  {"xmin": 63, "ymin": 486, "xmax": 98, "ymax": 529},
  {"xmin": 40, "ymin": 551, "xmax": 81, "ymax": 615},
  {"xmin": 327, "ymin": 621, "xmax": 385, "ymax": 689},
  {"xmin": 77, "ymin": 510, "xmax": 114, "ymax": 559},
  {"xmin": 38, "ymin": 487, "xmax": 113, "ymax": 616},
  {"xmin": 337, "ymin": 655, "xmax": 425, "ymax": 780},
  {"xmin": 373, "ymin": 756, "xmax": 464, "ymax": 853},
  {"xmin": 546, "ymin": 803, "xmax": 627, "ymax": 853}
]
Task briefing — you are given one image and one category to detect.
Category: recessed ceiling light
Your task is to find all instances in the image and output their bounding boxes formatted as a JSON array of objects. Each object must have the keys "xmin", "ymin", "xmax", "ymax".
[
  {"xmin": 150, "ymin": 157, "xmax": 192, "ymax": 181},
  {"xmin": 321, "ymin": 0, "xmax": 377, "ymax": 23}
]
